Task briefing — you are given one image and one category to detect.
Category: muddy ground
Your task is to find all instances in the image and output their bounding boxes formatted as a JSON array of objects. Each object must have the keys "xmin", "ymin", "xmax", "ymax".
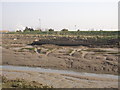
[
  {"xmin": 1, "ymin": 34, "xmax": 119, "ymax": 75},
  {"xmin": 0, "ymin": 68, "xmax": 118, "ymax": 88}
]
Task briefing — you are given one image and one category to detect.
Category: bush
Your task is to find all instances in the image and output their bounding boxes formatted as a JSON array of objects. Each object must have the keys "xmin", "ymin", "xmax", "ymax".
[
  {"xmin": 61, "ymin": 29, "xmax": 69, "ymax": 32},
  {"xmin": 24, "ymin": 27, "xmax": 34, "ymax": 32},
  {"xmin": 48, "ymin": 29, "xmax": 54, "ymax": 32}
]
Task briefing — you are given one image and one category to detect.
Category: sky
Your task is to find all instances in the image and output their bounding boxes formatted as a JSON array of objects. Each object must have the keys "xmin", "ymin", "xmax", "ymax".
[{"xmin": 0, "ymin": 0, "xmax": 119, "ymax": 31}]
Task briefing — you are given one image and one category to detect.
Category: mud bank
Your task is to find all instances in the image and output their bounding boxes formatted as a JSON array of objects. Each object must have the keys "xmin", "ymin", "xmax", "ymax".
[
  {"xmin": 2, "ymin": 45, "xmax": 119, "ymax": 75},
  {"xmin": 1, "ymin": 65, "xmax": 118, "ymax": 79},
  {"xmin": 2, "ymin": 34, "xmax": 119, "ymax": 48},
  {"xmin": 1, "ymin": 34, "xmax": 119, "ymax": 75},
  {"xmin": 1, "ymin": 65, "xmax": 118, "ymax": 88}
]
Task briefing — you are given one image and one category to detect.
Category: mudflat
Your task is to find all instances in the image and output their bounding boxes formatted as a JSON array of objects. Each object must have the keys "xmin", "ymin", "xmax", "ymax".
[
  {"xmin": 1, "ymin": 34, "xmax": 119, "ymax": 75},
  {"xmin": 1, "ymin": 68, "xmax": 118, "ymax": 88},
  {"xmin": 1, "ymin": 34, "xmax": 119, "ymax": 88}
]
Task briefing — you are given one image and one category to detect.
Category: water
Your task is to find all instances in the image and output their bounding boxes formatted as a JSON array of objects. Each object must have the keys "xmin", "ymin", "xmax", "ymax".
[{"xmin": 1, "ymin": 65, "xmax": 118, "ymax": 79}]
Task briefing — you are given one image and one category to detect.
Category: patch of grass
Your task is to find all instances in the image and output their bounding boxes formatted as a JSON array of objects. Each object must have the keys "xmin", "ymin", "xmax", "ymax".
[
  {"xmin": 22, "ymin": 48, "xmax": 34, "ymax": 51},
  {"xmin": 83, "ymin": 49, "xmax": 108, "ymax": 52},
  {"xmin": 93, "ymin": 49, "xmax": 108, "ymax": 52},
  {"xmin": 7, "ymin": 31, "xmax": 119, "ymax": 37},
  {"xmin": 2, "ymin": 76, "xmax": 53, "ymax": 88},
  {"xmin": 18, "ymin": 48, "xmax": 35, "ymax": 52},
  {"xmin": 67, "ymin": 49, "xmax": 74, "ymax": 54},
  {"xmin": 17, "ymin": 49, "xmax": 24, "ymax": 52},
  {"xmin": 107, "ymin": 52, "xmax": 120, "ymax": 55},
  {"xmin": 48, "ymin": 48, "xmax": 54, "ymax": 51}
]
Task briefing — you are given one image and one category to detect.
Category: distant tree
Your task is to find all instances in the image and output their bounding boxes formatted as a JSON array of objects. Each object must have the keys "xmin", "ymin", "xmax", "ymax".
[
  {"xmin": 77, "ymin": 29, "xmax": 80, "ymax": 31},
  {"xmin": 48, "ymin": 29, "xmax": 54, "ymax": 31},
  {"xmin": 29, "ymin": 28, "xmax": 34, "ymax": 31},
  {"xmin": 100, "ymin": 29, "xmax": 103, "ymax": 31},
  {"xmin": 24, "ymin": 27, "xmax": 34, "ymax": 32},
  {"xmin": 24, "ymin": 27, "xmax": 29, "ymax": 31},
  {"xmin": 16, "ymin": 30, "xmax": 22, "ymax": 32},
  {"xmin": 61, "ymin": 29, "xmax": 68, "ymax": 32}
]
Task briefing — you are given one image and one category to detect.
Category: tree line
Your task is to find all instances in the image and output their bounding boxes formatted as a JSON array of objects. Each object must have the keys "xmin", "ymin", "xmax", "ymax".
[{"xmin": 16, "ymin": 27, "xmax": 69, "ymax": 32}]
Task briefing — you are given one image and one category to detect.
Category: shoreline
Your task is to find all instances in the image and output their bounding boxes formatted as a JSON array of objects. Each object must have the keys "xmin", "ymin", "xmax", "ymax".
[
  {"xmin": 2, "ymin": 34, "xmax": 119, "ymax": 77},
  {"xmin": 1, "ymin": 65, "xmax": 118, "ymax": 88},
  {"xmin": 2, "ymin": 45, "xmax": 118, "ymax": 75},
  {"xmin": 1, "ymin": 65, "xmax": 119, "ymax": 78},
  {"xmin": 1, "ymin": 64, "xmax": 119, "ymax": 76}
]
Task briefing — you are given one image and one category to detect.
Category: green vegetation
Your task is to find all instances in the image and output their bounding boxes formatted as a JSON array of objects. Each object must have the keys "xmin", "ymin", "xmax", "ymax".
[
  {"xmin": 83, "ymin": 49, "xmax": 120, "ymax": 55},
  {"xmin": 67, "ymin": 49, "xmax": 74, "ymax": 54},
  {"xmin": 7, "ymin": 27, "xmax": 119, "ymax": 38},
  {"xmin": 7, "ymin": 29, "xmax": 119, "ymax": 47},
  {"xmin": 108, "ymin": 52, "xmax": 120, "ymax": 55},
  {"xmin": 83, "ymin": 49, "xmax": 108, "ymax": 52},
  {"xmin": 2, "ymin": 76, "xmax": 53, "ymax": 88},
  {"xmin": 48, "ymin": 29, "xmax": 54, "ymax": 32},
  {"xmin": 61, "ymin": 29, "xmax": 69, "ymax": 32},
  {"xmin": 21, "ymin": 48, "xmax": 35, "ymax": 51},
  {"xmin": 18, "ymin": 48, "xmax": 35, "ymax": 52},
  {"xmin": 7, "ymin": 31, "xmax": 119, "ymax": 42}
]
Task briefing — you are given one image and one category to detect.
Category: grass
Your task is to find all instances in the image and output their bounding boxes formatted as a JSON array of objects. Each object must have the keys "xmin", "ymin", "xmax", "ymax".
[
  {"xmin": 46, "ymin": 48, "xmax": 54, "ymax": 52},
  {"xmin": 2, "ymin": 76, "xmax": 53, "ymax": 88},
  {"xmin": 83, "ymin": 49, "xmax": 120, "ymax": 55},
  {"xmin": 18, "ymin": 48, "xmax": 35, "ymax": 52},
  {"xmin": 107, "ymin": 52, "xmax": 120, "ymax": 55},
  {"xmin": 67, "ymin": 49, "xmax": 74, "ymax": 54},
  {"xmin": 22, "ymin": 48, "xmax": 35, "ymax": 51},
  {"xmin": 83, "ymin": 49, "xmax": 108, "ymax": 52},
  {"xmin": 6, "ymin": 31, "xmax": 119, "ymax": 46},
  {"xmin": 7, "ymin": 31, "xmax": 119, "ymax": 37}
]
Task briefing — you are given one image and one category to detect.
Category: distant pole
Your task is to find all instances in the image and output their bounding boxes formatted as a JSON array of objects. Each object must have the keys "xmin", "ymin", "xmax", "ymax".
[
  {"xmin": 75, "ymin": 25, "xmax": 77, "ymax": 31},
  {"xmin": 39, "ymin": 18, "xmax": 41, "ymax": 30}
]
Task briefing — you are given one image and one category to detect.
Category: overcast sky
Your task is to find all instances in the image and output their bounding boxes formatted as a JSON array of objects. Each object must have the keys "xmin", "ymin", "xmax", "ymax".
[{"xmin": 0, "ymin": 0, "xmax": 119, "ymax": 31}]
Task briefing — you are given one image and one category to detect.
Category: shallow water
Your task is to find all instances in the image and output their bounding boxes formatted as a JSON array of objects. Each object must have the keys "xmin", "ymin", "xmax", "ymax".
[{"xmin": 0, "ymin": 65, "xmax": 118, "ymax": 79}]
